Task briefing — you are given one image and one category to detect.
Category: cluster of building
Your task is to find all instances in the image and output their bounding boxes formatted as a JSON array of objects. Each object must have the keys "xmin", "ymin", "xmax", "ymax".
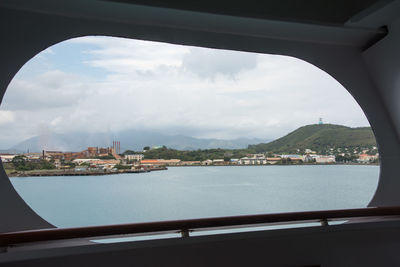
[
  {"xmin": 71, "ymin": 158, "xmax": 121, "ymax": 170},
  {"xmin": 122, "ymin": 153, "xmax": 337, "ymax": 167},
  {"xmin": 228, "ymin": 153, "xmax": 336, "ymax": 165},
  {"xmin": 0, "ymin": 145, "xmax": 380, "ymax": 171},
  {"xmin": 0, "ymin": 142, "xmax": 125, "ymax": 171},
  {"xmin": 124, "ymin": 149, "xmax": 379, "ymax": 167}
]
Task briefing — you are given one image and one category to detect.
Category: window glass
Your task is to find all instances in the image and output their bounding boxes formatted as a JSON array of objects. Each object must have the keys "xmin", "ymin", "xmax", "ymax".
[{"xmin": 1, "ymin": 36, "xmax": 379, "ymax": 228}]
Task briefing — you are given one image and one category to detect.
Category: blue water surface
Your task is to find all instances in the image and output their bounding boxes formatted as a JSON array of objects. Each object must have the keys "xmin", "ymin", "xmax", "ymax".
[{"xmin": 10, "ymin": 165, "xmax": 379, "ymax": 228}]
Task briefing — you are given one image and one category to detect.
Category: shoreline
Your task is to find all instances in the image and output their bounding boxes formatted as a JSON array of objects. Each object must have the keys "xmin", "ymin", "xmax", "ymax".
[
  {"xmin": 8, "ymin": 167, "xmax": 167, "ymax": 178},
  {"xmin": 7, "ymin": 163, "xmax": 379, "ymax": 177},
  {"xmin": 167, "ymin": 162, "xmax": 379, "ymax": 167}
]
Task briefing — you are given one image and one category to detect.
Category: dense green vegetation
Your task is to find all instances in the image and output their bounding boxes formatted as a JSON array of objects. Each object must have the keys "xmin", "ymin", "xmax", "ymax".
[
  {"xmin": 124, "ymin": 147, "xmax": 256, "ymax": 161},
  {"xmin": 11, "ymin": 155, "xmax": 56, "ymax": 171},
  {"xmin": 113, "ymin": 164, "xmax": 131, "ymax": 170},
  {"xmin": 335, "ymin": 154, "xmax": 360, "ymax": 163},
  {"xmin": 248, "ymin": 124, "xmax": 376, "ymax": 154}
]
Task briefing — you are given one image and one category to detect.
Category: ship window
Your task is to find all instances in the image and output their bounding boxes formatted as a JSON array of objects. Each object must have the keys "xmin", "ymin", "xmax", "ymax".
[{"xmin": 1, "ymin": 36, "xmax": 379, "ymax": 229}]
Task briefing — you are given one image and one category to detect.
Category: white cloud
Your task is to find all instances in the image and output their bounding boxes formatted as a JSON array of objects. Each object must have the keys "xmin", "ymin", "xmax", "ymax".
[
  {"xmin": 73, "ymin": 36, "xmax": 189, "ymax": 73},
  {"xmin": 182, "ymin": 48, "xmax": 258, "ymax": 79},
  {"xmin": 0, "ymin": 111, "xmax": 15, "ymax": 125},
  {"xmin": 3, "ymin": 70, "xmax": 90, "ymax": 111},
  {"xmin": 0, "ymin": 36, "xmax": 370, "ymax": 147}
]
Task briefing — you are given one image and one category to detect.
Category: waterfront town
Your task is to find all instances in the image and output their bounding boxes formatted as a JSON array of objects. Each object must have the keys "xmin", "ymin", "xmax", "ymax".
[{"xmin": 0, "ymin": 140, "xmax": 379, "ymax": 176}]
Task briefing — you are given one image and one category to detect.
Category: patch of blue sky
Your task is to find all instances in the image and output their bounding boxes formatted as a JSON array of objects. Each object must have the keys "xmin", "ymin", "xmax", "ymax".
[{"xmin": 15, "ymin": 39, "xmax": 109, "ymax": 81}]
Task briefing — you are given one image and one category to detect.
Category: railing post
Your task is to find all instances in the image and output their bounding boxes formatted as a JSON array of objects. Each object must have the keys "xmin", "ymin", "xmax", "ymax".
[
  {"xmin": 181, "ymin": 229, "xmax": 190, "ymax": 238},
  {"xmin": 320, "ymin": 218, "xmax": 329, "ymax": 226}
]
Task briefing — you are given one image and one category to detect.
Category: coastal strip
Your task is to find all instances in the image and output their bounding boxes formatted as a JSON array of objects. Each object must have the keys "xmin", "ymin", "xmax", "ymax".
[{"xmin": 8, "ymin": 167, "xmax": 167, "ymax": 177}]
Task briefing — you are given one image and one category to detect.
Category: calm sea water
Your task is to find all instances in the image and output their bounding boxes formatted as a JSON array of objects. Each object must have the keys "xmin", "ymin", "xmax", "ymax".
[{"xmin": 10, "ymin": 165, "xmax": 379, "ymax": 228}]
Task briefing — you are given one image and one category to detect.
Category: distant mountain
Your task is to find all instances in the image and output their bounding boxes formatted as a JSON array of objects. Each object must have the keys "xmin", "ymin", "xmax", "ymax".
[
  {"xmin": 0, "ymin": 149, "xmax": 25, "ymax": 154},
  {"xmin": 10, "ymin": 130, "xmax": 269, "ymax": 152},
  {"xmin": 248, "ymin": 124, "xmax": 376, "ymax": 153}
]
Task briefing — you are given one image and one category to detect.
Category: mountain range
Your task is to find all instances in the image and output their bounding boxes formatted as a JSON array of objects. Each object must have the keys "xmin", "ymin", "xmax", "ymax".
[
  {"xmin": 8, "ymin": 129, "xmax": 270, "ymax": 153},
  {"xmin": 5, "ymin": 124, "xmax": 376, "ymax": 154}
]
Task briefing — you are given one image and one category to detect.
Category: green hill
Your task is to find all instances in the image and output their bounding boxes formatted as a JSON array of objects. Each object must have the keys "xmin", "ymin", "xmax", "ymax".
[{"xmin": 248, "ymin": 124, "xmax": 376, "ymax": 154}]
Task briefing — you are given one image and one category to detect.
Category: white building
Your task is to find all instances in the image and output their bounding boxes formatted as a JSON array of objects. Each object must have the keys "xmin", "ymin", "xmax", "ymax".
[
  {"xmin": 212, "ymin": 159, "xmax": 225, "ymax": 165},
  {"xmin": 124, "ymin": 154, "xmax": 144, "ymax": 161},
  {"xmin": 315, "ymin": 155, "xmax": 336, "ymax": 163},
  {"xmin": 239, "ymin": 154, "xmax": 268, "ymax": 165}
]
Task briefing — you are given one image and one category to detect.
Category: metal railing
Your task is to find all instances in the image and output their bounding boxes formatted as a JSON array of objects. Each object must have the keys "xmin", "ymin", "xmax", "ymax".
[{"xmin": 1, "ymin": 206, "xmax": 400, "ymax": 247}]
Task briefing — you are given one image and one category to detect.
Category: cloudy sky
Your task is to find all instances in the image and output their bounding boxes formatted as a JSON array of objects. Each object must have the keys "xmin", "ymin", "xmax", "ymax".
[{"xmin": 0, "ymin": 36, "xmax": 370, "ymax": 148}]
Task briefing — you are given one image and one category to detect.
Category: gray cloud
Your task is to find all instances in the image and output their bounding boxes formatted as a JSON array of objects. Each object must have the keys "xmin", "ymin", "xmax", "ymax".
[
  {"xmin": 0, "ymin": 36, "xmax": 370, "ymax": 148},
  {"xmin": 3, "ymin": 70, "xmax": 88, "ymax": 111},
  {"xmin": 182, "ymin": 48, "xmax": 258, "ymax": 79}
]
